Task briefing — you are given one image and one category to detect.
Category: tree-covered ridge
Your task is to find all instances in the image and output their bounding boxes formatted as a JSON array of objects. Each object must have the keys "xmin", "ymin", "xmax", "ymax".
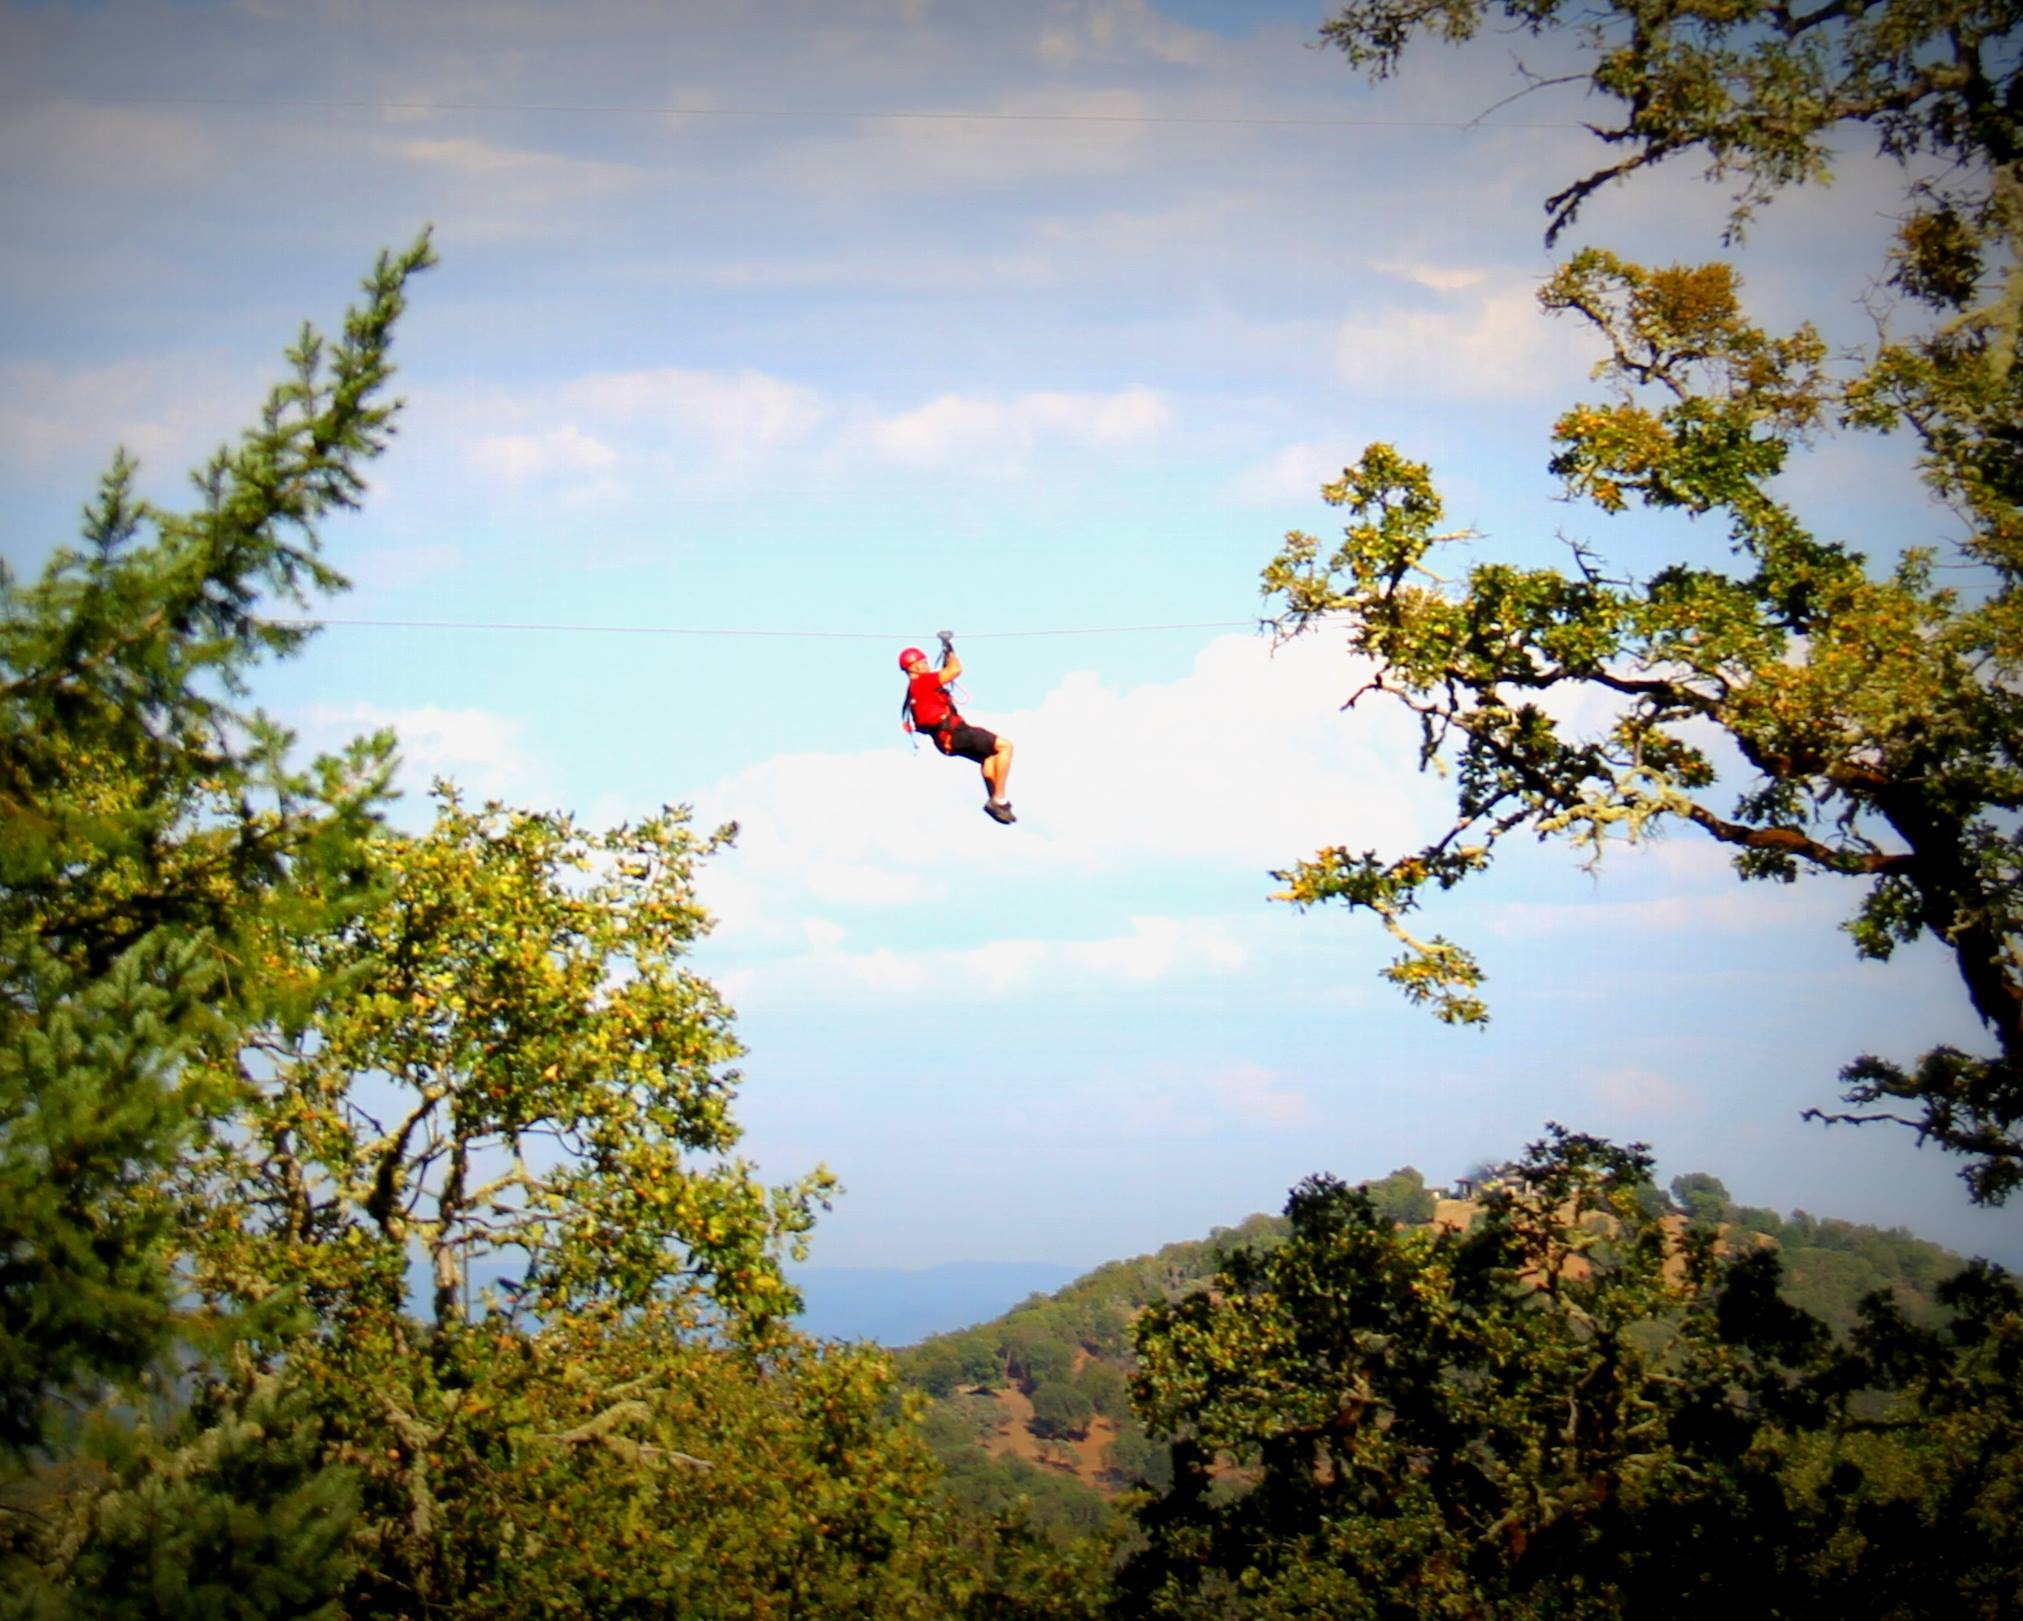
[
  {"xmin": 890, "ymin": 1160, "xmax": 1970, "ymax": 1540},
  {"xmin": 1117, "ymin": 1130, "xmax": 2021, "ymax": 1618},
  {"xmin": 891, "ymin": 1209, "xmax": 1294, "ymax": 1539}
]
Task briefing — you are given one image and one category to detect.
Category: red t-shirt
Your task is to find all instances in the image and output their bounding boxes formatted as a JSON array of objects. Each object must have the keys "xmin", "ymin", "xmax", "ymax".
[{"xmin": 907, "ymin": 668, "xmax": 956, "ymax": 730}]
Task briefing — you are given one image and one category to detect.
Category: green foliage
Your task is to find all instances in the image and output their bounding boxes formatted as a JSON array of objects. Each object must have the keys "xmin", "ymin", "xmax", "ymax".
[
  {"xmin": 1272, "ymin": 0, "xmax": 2023, "ymax": 1200},
  {"xmin": 932, "ymin": 1446, "xmax": 1112, "ymax": 1551},
  {"xmin": 1009, "ymin": 1333, "xmax": 1074, "ymax": 1392},
  {"xmin": 0, "ymin": 232, "xmax": 434, "ymax": 1462},
  {"xmin": 1029, "ymin": 1381, "xmax": 1094, "ymax": 1442},
  {"xmin": 0, "ymin": 236, "xmax": 1110, "ymax": 1620},
  {"xmin": 1357, "ymin": 1164, "xmax": 1436, "ymax": 1225},
  {"xmin": 1115, "ymin": 1127, "xmax": 2023, "ymax": 1618},
  {"xmin": 1074, "ymin": 1361, "xmax": 1130, "ymax": 1422},
  {"xmin": 1666, "ymin": 1173, "xmax": 1964, "ymax": 1336},
  {"xmin": 177, "ymin": 784, "xmax": 833, "ymax": 1349},
  {"xmin": 910, "ymin": 1339, "xmax": 974, "ymax": 1399},
  {"xmin": 1318, "ymin": 0, "xmax": 2018, "ymax": 245},
  {"xmin": 1671, "ymin": 1171, "xmax": 1732, "ymax": 1227},
  {"xmin": 1102, "ymin": 1422, "xmax": 1173, "ymax": 1494},
  {"xmin": 29, "ymin": 1366, "xmax": 358, "ymax": 1621}
]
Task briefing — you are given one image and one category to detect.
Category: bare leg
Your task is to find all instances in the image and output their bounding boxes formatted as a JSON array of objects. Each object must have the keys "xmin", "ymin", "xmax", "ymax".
[{"xmin": 982, "ymin": 738, "xmax": 1013, "ymax": 802}]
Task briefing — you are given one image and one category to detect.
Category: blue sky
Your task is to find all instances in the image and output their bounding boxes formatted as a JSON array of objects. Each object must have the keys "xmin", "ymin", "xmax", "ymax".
[{"xmin": 4, "ymin": 0, "xmax": 2017, "ymax": 1273}]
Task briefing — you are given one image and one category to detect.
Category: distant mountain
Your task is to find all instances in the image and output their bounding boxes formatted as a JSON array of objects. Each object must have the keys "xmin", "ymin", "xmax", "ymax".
[{"xmin": 789, "ymin": 1261, "xmax": 1081, "ymax": 1345}]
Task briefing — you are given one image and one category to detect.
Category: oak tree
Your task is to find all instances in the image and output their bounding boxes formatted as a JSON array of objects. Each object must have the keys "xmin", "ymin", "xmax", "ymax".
[{"xmin": 1268, "ymin": 0, "xmax": 2023, "ymax": 1198}]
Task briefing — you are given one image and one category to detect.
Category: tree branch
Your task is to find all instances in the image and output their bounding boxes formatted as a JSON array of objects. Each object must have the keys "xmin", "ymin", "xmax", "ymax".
[{"xmin": 1682, "ymin": 802, "xmax": 1914, "ymax": 874}]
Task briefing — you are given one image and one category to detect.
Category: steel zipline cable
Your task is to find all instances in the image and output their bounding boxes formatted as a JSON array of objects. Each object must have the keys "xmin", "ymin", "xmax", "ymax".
[
  {"xmin": 262, "ymin": 615, "xmax": 1264, "ymax": 641},
  {"xmin": 2, "ymin": 90, "xmax": 1587, "ymax": 132}
]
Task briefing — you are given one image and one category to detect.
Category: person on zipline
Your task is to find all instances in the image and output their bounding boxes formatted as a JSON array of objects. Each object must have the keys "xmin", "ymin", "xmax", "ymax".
[{"xmin": 901, "ymin": 632, "xmax": 1015, "ymax": 824}]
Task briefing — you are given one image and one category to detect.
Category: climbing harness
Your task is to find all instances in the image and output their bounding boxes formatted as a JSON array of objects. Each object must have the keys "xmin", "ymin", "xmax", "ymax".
[{"xmin": 901, "ymin": 631, "xmax": 964, "ymax": 751}]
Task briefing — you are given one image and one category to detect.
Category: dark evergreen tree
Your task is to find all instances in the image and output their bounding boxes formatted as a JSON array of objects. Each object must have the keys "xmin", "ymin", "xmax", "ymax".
[
  {"xmin": 26, "ymin": 1369, "xmax": 359, "ymax": 1621},
  {"xmin": 0, "ymin": 234, "xmax": 436, "ymax": 1466}
]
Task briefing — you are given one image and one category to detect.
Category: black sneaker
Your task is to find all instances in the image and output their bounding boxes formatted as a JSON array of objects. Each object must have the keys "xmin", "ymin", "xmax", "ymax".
[{"xmin": 984, "ymin": 801, "xmax": 1016, "ymax": 825}]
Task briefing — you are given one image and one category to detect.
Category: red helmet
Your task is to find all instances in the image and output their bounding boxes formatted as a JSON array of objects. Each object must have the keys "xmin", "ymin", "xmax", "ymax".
[{"xmin": 898, "ymin": 646, "xmax": 926, "ymax": 670}]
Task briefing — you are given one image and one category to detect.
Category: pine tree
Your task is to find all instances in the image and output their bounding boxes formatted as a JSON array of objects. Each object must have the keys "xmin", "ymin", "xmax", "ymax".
[{"xmin": 0, "ymin": 231, "xmax": 435, "ymax": 1461}]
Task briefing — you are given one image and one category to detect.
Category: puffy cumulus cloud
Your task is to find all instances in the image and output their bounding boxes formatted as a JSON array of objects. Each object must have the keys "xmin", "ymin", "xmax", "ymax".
[
  {"xmin": 469, "ymin": 424, "xmax": 621, "ymax": 486},
  {"xmin": 860, "ymin": 387, "xmax": 1171, "ymax": 469},
  {"xmin": 292, "ymin": 702, "xmax": 544, "ymax": 805},
  {"xmin": 449, "ymin": 373, "xmax": 1165, "ymax": 501},
  {"xmin": 1370, "ymin": 259, "xmax": 1490, "ymax": 293},
  {"xmin": 689, "ymin": 629, "xmax": 1444, "ymax": 951},
  {"xmin": 1, "ymin": 102, "xmax": 216, "ymax": 186},
  {"xmin": 1482, "ymin": 872, "xmax": 1849, "ymax": 939},
  {"xmin": 1106, "ymin": 1060, "xmax": 1316, "ymax": 1138},
  {"xmin": 563, "ymin": 368, "xmax": 831, "ymax": 453},
  {"xmin": 727, "ymin": 913, "xmax": 1258, "ymax": 1005},
  {"xmin": 1337, "ymin": 280, "xmax": 1599, "ymax": 402},
  {"xmin": 993, "ymin": 630, "xmax": 1437, "ymax": 868},
  {"xmin": 0, "ymin": 354, "xmax": 259, "ymax": 483},
  {"xmin": 1209, "ymin": 1062, "xmax": 1313, "ymax": 1126},
  {"xmin": 376, "ymin": 136, "xmax": 642, "ymax": 202},
  {"xmin": 443, "ymin": 366, "xmax": 831, "ymax": 498},
  {"xmin": 1067, "ymin": 915, "xmax": 1246, "ymax": 983},
  {"xmin": 1227, "ymin": 437, "xmax": 1363, "ymax": 505},
  {"xmin": 1036, "ymin": 0, "xmax": 1218, "ymax": 68}
]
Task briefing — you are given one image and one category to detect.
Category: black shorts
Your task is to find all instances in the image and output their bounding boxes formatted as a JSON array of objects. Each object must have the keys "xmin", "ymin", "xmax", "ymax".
[{"xmin": 934, "ymin": 723, "xmax": 998, "ymax": 763}]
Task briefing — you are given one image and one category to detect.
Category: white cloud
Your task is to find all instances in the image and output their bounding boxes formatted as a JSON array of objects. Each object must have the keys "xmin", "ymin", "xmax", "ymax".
[
  {"xmin": 1337, "ymin": 283, "xmax": 1597, "ymax": 402},
  {"xmin": 993, "ymin": 632, "xmax": 1435, "ymax": 868},
  {"xmin": 378, "ymin": 135, "xmax": 641, "ymax": 201},
  {"xmin": 469, "ymin": 424, "xmax": 621, "ymax": 485},
  {"xmin": 729, "ymin": 912, "xmax": 1263, "ymax": 1005},
  {"xmin": 802, "ymin": 918, "xmax": 847, "ymax": 952},
  {"xmin": 861, "ymin": 387, "xmax": 1171, "ymax": 469},
  {"xmin": 1483, "ymin": 874, "xmax": 1848, "ymax": 938},
  {"xmin": 1371, "ymin": 259, "xmax": 1490, "ymax": 293},
  {"xmin": 700, "ymin": 631, "xmax": 1435, "ymax": 894},
  {"xmin": 1228, "ymin": 438, "xmax": 1360, "ymax": 505},
  {"xmin": 1587, "ymin": 1064, "xmax": 1698, "ymax": 1117},
  {"xmin": 563, "ymin": 368, "xmax": 830, "ymax": 453},
  {"xmin": 294, "ymin": 702, "xmax": 542, "ymax": 804},
  {"xmin": 441, "ymin": 367, "xmax": 831, "ymax": 497},
  {"xmin": 1036, "ymin": 0, "xmax": 1217, "ymax": 68},
  {"xmin": 0, "ymin": 355, "xmax": 256, "ymax": 480},
  {"xmin": 1066, "ymin": 915, "xmax": 1246, "ymax": 983},
  {"xmin": 437, "ymin": 372, "xmax": 1172, "ymax": 501},
  {"xmin": 1, "ymin": 103, "xmax": 215, "ymax": 185},
  {"xmin": 807, "ymin": 862, "xmax": 946, "ymax": 908},
  {"xmin": 688, "ymin": 631, "xmax": 1445, "ymax": 980},
  {"xmin": 1209, "ymin": 1062, "xmax": 1313, "ymax": 1127}
]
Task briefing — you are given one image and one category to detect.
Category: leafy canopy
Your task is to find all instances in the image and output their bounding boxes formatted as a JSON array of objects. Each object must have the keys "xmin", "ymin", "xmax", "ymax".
[
  {"xmin": 1, "ymin": 234, "xmax": 1104, "ymax": 1621},
  {"xmin": 1268, "ymin": 0, "xmax": 2023, "ymax": 1199},
  {"xmin": 1117, "ymin": 1128, "xmax": 2023, "ymax": 1618}
]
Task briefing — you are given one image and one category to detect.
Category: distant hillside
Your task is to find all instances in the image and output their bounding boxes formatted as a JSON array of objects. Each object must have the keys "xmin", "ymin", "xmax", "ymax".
[
  {"xmin": 788, "ymin": 1261, "xmax": 1079, "ymax": 1345},
  {"xmin": 890, "ymin": 1165, "xmax": 1971, "ymax": 1539}
]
